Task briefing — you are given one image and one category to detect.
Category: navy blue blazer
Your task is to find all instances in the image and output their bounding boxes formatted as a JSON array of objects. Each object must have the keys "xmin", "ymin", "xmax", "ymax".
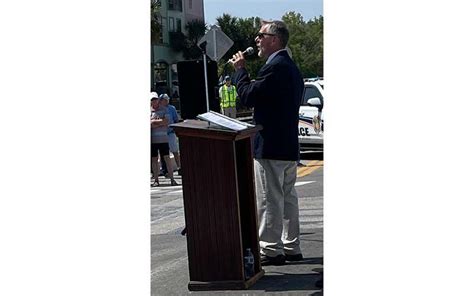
[{"xmin": 235, "ymin": 50, "xmax": 304, "ymax": 161}]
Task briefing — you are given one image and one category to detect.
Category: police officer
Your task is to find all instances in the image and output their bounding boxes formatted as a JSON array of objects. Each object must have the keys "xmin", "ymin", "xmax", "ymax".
[{"xmin": 219, "ymin": 75, "xmax": 238, "ymax": 118}]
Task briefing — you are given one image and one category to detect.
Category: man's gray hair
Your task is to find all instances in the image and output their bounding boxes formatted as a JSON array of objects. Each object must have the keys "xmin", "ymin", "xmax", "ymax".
[{"xmin": 261, "ymin": 20, "xmax": 289, "ymax": 47}]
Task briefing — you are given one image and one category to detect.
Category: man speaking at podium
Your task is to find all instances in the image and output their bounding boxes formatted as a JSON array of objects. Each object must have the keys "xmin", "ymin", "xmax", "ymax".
[{"xmin": 231, "ymin": 20, "xmax": 304, "ymax": 266}]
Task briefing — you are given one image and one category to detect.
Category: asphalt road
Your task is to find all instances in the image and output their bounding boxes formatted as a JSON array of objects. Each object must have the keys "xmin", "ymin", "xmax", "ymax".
[{"xmin": 151, "ymin": 154, "xmax": 323, "ymax": 295}]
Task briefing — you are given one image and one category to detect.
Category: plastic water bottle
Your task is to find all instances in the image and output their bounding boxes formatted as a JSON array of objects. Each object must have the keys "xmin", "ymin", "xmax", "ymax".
[{"xmin": 244, "ymin": 248, "xmax": 255, "ymax": 279}]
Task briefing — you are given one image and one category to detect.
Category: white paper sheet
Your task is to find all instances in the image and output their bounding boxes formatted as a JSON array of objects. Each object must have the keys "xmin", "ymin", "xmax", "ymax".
[{"xmin": 197, "ymin": 111, "xmax": 254, "ymax": 131}]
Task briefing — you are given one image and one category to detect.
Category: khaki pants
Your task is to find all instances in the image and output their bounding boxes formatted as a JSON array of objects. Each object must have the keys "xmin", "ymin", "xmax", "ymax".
[
  {"xmin": 254, "ymin": 158, "xmax": 301, "ymax": 257},
  {"xmin": 221, "ymin": 106, "xmax": 237, "ymax": 118}
]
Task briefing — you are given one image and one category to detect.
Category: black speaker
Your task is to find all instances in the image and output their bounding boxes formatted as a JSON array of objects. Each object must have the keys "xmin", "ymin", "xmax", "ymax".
[{"xmin": 177, "ymin": 59, "xmax": 220, "ymax": 119}]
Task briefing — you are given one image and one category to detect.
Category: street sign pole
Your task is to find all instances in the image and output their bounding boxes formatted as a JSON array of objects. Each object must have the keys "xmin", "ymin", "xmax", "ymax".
[
  {"xmin": 198, "ymin": 26, "xmax": 234, "ymax": 116},
  {"xmin": 213, "ymin": 28, "xmax": 217, "ymax": 61},
  {"xmin": 199, "ymin": 41, "xmax": 210, "ymax": 113}
]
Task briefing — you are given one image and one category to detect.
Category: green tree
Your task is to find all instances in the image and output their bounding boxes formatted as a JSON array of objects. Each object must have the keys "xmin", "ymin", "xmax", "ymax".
[
  {"xmin": 186, "ymin": 19, "xmax": 207, "ymax": 45},
  {"xmin": 214, "ymin": 12, "xmax": 323, "ymax": 79},
  {"xmin": 183, "ymin": 19, "xmax": 207, "ymax": 59},
  {"xmin": 283, "ymin": 13, "xmax": 323, "ymax": 77},
  {"xmin": 169, "ymin": 31, "xmax": 187, "ymax": 51},
  {"xmin": 151, "ymin": 0, "xmax": 161, "ymax": 45},
  {"xmin": 216, "ymin": 14, "xmax": 263, "ymax": 78},
  {"xmin": 167, "ymin": 19, "xmax": 207, "ymax": 59}
]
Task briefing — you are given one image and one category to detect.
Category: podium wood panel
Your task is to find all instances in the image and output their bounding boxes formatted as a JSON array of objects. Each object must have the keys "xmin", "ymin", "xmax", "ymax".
[{"xmin": 172, "ymin": 120, "xmax": 263, "ymax": 290}]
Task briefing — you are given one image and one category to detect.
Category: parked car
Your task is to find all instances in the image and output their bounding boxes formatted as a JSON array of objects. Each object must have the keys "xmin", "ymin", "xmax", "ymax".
[{"xmin": 299, "ymin": 79, "xmax": 324, "ymax": 150}]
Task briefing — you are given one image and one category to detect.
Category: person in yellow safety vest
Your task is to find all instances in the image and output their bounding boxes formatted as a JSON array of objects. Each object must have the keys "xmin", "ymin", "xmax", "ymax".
[{"xmin": 219, "ymin": 75, "xmax": 238, "ymax": 118}]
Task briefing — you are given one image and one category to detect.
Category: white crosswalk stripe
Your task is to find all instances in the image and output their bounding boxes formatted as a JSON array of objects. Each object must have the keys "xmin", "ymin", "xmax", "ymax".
[{"xmin": 295, "ymin": 181, "xmax": 316, "ymax": 187}]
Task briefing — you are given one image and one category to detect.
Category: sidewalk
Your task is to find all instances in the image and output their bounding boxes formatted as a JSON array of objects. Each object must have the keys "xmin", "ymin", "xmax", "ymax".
[{"xmin": 151, "ymin": 165, "xmax": 323, "ymax": 295}]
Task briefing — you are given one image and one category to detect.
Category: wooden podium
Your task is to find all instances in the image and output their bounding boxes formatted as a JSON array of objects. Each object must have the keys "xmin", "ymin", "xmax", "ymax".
[{"xmin": 171, "ymin": 120, "xmax": 264, "ymax": 291}]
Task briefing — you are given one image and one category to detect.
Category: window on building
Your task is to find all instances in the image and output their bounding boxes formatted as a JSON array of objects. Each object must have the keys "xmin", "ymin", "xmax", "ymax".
[
  {"xmin": 168, "ymin": 0, "xmax": 182, "ymax": 12},
  {"xmin": 169, "ymin": 17, "xmax": 175, "ymax": 32},
  {"xmin": 154, "ymin": 62, "xmax": 169, "ymax": 95},
  {"xmin": 156, "ymin": 17, "xmax": 164, "ymax": 44},
  {"xmin": 161, "ymin": 17, "xmax": 167, "ymax": 43},
  {"xmin": 170, "ymin": 64, "xmax": 180, "ymax": 110},
  {"xmin": 176, "ymin": 19, "xmax": 182, "ymax": 33},
  {"xmin": 189, "ymin": 0, "xmax": 192, "ymax": 9}
]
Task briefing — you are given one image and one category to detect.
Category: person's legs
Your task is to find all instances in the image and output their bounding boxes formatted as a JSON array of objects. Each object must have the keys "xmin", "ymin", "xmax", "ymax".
[
  {"xmin": 281, "ymin": 161, "xmax": 302, "ymax": 256},
  {"xmin": 168, "ymin": 133, "xmax": 181, "ymax": 169},
  {"xmin": 151, "ymin": 157, "xmax": 160, "ymax": 185},
  {"xmin": 151, "ymin": 144, "xmax": 160, "ymax": 186},
  {"xmin": 229, "ymin": 107, "xmax": 237, "ymax": 118},
  {"xmin": 254, "ymin": 159, "xmax": 286, "ymax": 258},
  {"xmin": 158, "ymin": 143, "xmax": 179, "ymax": 186},
  {"xmin": 161, "ymin": 156, "xmax": 168, "ymax": 175},
  {"xmin": 223, "ymin": 107, "xmax": 231, "ymax": 117},
  {"xmin": 163, "ymin": 155, "xmax": 175, "ymax": 178},
  {"xmin": 173, "ymin": 152, "xmax": 181, "ymax": 169}
]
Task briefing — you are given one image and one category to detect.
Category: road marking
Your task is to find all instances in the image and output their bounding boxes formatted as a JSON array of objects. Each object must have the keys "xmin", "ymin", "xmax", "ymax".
[
  {"xmin": 295, "ymin": 181, "xmax": 316, "ymax": 187},
  {"xmin": 297, "ymin": 160, "xmax": 323, "ymax": 178},
  {"xmin": 150, "ymin": 162, "xmax": 321, "ymax": 194},
  {"xmin": 151, "ymin": 188, "xmax": 182, "ymax": 194}
]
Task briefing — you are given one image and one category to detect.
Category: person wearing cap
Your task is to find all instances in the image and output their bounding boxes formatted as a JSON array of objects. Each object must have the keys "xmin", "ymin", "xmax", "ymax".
[
  {"xmin": 158, "ymin": 93, "xmax": 182, "ymax": 176},
  {"xmin": 219, "ymin": 75, "xmax": 238, "ymax": 118},
  {"xmin": 151, "ymin": 92, "xmax": 179, "ymax": 187}
]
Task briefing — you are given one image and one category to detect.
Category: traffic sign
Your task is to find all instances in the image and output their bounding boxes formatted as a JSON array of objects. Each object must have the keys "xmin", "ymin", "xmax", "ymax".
[{"xmin": 198, "ymin": 25, "xmax": 234, "ymax": 62}]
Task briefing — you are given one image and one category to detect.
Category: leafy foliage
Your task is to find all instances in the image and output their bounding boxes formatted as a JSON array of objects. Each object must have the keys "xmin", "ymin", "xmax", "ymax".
[
  {"xmin": 151, "ymin": 6, "xmax": 323, "ymax": 76},
  {"xmin": 169, "ymin": 31, "xmax": 187, "ymax": 52},
  {"xmin": 283, "ymin": 13, "xmax": 324, "ymax": 78},
  {"xmin": 216, "ymin": 15, "xmax": 262, "ymax": 75},
  {"xmin": 214, "ymin": 12, "xmax": 323, "ymax": 79},
  {"xmin": 151, "ymin": 0, "xmax": 161, "ymax": 45},
  {"xmin": 165, "ymin": 18, "xmax": 208, "ymax": 59},
  {"xmin": 185, "ymin": 19, "xmax": 207, "ymax": 45},
  {"xmin": 182, "ymin": 19, "xmax": 207, "ymax": 59}
]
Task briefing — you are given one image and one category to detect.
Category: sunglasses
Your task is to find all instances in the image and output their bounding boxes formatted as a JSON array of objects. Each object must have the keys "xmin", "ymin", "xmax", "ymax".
[{"xmin": 256, "ymin": 32, "xmax": 276, "ymax": 39}]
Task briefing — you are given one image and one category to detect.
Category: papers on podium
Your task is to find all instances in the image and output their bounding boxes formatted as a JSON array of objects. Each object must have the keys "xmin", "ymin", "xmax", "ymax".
[{"xmin": 197, "ymin": 111, "xmax": 254, "ymax": 131}]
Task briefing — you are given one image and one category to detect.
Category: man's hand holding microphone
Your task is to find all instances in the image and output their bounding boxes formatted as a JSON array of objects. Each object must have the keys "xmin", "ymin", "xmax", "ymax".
[{"xmin": 228, "ymin": 47, "xmax": 254, "ymax": 70}]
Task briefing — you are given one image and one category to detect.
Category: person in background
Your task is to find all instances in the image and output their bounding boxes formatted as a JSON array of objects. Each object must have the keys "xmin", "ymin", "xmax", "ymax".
[
  {"xmin": 151, "ymin": 92, "xmax": 179, "ymax": 187},
  {"xmin": 159, "ymin": 93, "xmax": 182, "ymax": 176},
  {"xmin": 231, "ymin": 20, "xmax": 304, "ymax": 266},
  {"xmin": 219, "ymin": 75, "xmax": 238, "ymax": 118},
  {"xmin": 150, "ymin": 92, "xmax": 161, "ymax": 182}
]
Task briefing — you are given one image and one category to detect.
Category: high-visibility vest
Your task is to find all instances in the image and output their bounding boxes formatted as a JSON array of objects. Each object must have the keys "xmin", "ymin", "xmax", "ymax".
[{"xmin": 219, "ymin": 85, "xmax": 237, "ymax": 108}]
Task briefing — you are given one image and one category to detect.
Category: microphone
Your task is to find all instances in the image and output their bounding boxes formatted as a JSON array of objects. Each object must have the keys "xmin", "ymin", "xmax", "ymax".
[{"xmin": 225, "ymin": 47, "xmax": 255, "ymax": 64}]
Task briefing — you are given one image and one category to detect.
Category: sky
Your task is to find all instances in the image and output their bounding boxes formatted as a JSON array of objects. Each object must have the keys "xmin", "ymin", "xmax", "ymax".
[{"xmin": 203, "ymin": 0, "xmax": 323, "ymax": 25}]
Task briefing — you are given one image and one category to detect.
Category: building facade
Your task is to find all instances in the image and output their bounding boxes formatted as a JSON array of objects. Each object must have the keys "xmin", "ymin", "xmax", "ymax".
[{"xmin": 152, "ymin": 0, "xmax": 205, "ymax": 104}]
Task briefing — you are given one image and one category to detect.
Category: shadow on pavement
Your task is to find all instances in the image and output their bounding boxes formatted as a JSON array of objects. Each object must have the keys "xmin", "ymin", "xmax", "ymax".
[
  {"xmin": 250, "ymin": 271, "xmax": 323, "ymax": 293},
  {"xmin": 301, "ymin": 150, "xmax": 324, "ymax": 161},
  {"xmin": 284, "ymin": 256, "xmax": 323, "ymax": 265}
]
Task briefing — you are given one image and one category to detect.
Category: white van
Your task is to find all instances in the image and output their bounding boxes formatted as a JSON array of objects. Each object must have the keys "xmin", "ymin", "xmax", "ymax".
[{"xmin": 299, "ymin": 79, "xmax": 324, "ymax": 150}]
